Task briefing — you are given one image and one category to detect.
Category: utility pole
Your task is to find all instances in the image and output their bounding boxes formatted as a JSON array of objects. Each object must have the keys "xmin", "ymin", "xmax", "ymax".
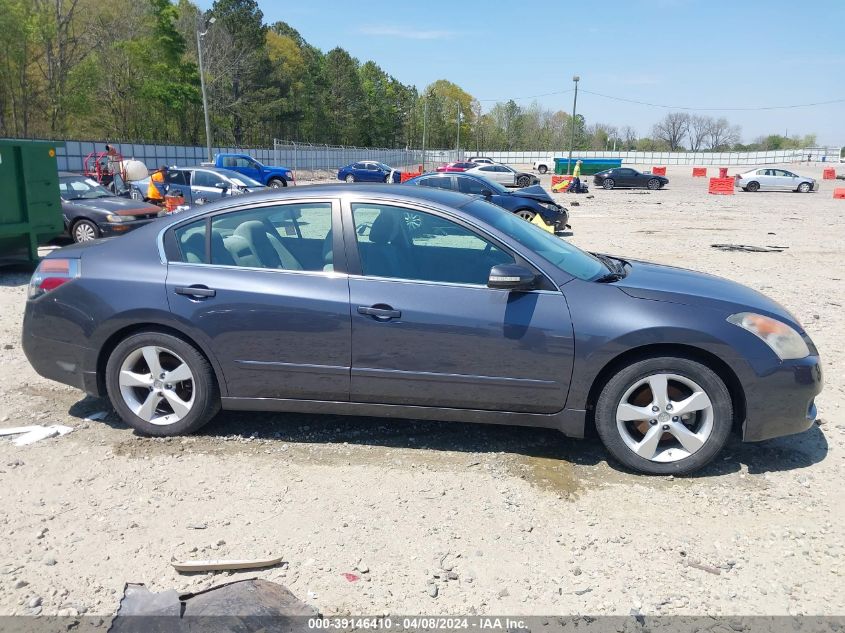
[
  {"xmin": 197, "ymin": 16, "xmax": 216, "ymax": 162},
  {"xmin": 567, "ymin": 75, "xmax": 580, "ymax": 175},
  {"xmin": 421, "ymin": 97, "xmax": 428, "ymax": 171}
]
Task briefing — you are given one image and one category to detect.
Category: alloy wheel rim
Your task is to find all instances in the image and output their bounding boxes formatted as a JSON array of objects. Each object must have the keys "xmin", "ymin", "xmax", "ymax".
[
  {"xmin": 404, "ymin": 213, "xmax": 422, "ymax": 231},
  {"xmin": 118, "ymin": 345, "xmax": 195, "ymax": 426},
  {"xmin": 616, "ymin": 372, "xmax": 714, "ymax": 463},
  {"xmin": 346, "ymin": 175, "xmax": 354, "ymax": 183},
  {"xmin": 75, "ymin": 223, "xmax": 96, "ymax": 241},
  {"xmin": 517, "ymin": 210, "xmax": 535, "ymax": 221},
  {"xmin": 604, "ymin": 179, "xmax": 614, "ymax": 189}
]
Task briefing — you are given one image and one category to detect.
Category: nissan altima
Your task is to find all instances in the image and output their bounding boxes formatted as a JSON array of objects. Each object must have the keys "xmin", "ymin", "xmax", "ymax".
[{"xmin": 22, "ymin": 185, "xmax": 822, "ymax": 474}]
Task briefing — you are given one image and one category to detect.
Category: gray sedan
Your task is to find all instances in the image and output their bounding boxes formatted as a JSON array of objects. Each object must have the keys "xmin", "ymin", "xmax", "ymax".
[
  {"xmin": 735, "ymin": 168, "xmax": 816, "ymax": 193},
  {"xmin": 23, "ymin": 184, "xmax": 822, "ymax": 475}
]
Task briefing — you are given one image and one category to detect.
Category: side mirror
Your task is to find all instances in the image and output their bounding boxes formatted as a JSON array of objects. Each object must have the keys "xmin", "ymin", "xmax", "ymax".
[
  {"xmin": 481, "ymin": 189, "xmax": 493, "ymax": 199},
  {"xmin": 487, "ymin": 264, "xmax": 537, "ymax": 291},
  {"xmin": 215, "ymin": 182, "xmax": 229, "ymax": 190}
]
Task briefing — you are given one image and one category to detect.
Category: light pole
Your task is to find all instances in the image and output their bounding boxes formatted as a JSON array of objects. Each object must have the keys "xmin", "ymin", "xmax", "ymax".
[
  {"xmin": 566, "ymin": 75, "xmax": 580, "ymax": 175},
  {"xmin": 456, "ymin": 102, "xmax": 461, "ymax": 154},
  {"xmin": 197, "ymin": 16, "xmax": 216, "ymax": 162},
  {"xmin": 421, "ymin": 96, "xmax": 428, "ymax": 171}
]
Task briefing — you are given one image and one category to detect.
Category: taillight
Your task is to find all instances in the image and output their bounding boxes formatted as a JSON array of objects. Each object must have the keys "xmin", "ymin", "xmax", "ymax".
[{"xmin": 28, "ymin": 258, "xmax": 81, "ymax": 299}]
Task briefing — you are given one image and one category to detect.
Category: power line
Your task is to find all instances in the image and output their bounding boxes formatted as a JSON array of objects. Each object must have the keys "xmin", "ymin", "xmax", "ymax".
[
  {"xmin": 473, "ymin": 87, "xmax": 845, "ymax": 111},
  {"xmin": 579, "ymin": 90, "xmax": 845, "ymax": 112}
]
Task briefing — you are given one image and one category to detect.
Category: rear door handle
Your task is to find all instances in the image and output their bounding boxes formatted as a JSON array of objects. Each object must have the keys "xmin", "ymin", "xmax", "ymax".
[
  {"xmin": 357, "ymin": 305, "xmax": 401, "ymax": 320},
  {"xmin": 175, "ymin": 285, "xmax": 216, "ymax": 298}
]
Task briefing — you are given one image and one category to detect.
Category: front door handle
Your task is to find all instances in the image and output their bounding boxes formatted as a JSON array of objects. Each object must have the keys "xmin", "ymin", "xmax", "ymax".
[
  {"xmin": 357, "ymin": 305, "xmax": 401, "ymax": 320},
  {"xmin": 175, "ymin": 285, "xmax": 216, "ymax": 298}
]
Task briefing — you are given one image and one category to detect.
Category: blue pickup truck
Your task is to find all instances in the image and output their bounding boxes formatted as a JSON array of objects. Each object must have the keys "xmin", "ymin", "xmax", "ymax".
[{"xmin": 210, "ymin": 153, "xmax": 294, "ymax": 187}]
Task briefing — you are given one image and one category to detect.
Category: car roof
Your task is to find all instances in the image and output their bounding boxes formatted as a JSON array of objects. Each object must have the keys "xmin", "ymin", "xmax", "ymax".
[{"xmin": 164, "ymin": 183, "xmax": 480, "ymax": 224}]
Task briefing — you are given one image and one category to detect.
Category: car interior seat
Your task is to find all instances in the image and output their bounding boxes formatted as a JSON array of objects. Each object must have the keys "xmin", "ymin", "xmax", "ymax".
[
  {"xmin": 233, "ymin": 220, "xmax": 302, "ymax": 270},
  {"xmin": 180, "ymin": 231, "xmax": 205, "ymax": 263},
  {"xmin": 362, "ymin": 210, "xmax": 416, "ymax": 279},
  {"xmin": 322, "ymin": 231, "xmax": 333, "ymax": 272},
  {"xmin": 210, "ymin": 230, "xmax": 236, "ymax": 266}
]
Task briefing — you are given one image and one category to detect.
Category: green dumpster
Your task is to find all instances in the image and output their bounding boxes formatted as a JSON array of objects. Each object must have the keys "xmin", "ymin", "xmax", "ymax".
[
  {"xmin": 0, "ymin": 139, "xmax": 64, "ymax": 264},
  {"xmin": 554, "ymin": 157, "xmax": 622, "ymax": 175}
]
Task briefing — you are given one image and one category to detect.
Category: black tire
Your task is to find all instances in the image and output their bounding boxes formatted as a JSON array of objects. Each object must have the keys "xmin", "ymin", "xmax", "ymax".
[
  {"xmin": 647, "ymin": 178, "xmax": 660, "ymax": 190},
  {"xmin": 105, "ymin": 331, "xmax": 220, "ymax": 436},
  {"xmin": 515, "ymin": 209, "xmax": 536, "ymax": 222},
  {"xmin": 538, "ymin": 165, "xmax": 548, "ymax": 174},
  {"xmin": 602, "ymin": 178, "xmax": 615, "ymax": 190},
  {"xmin": 746, "ymin": 181, "xmax": 760, "ymax": 192},
  {"xmin": 594, "ymin": 356, "xmax": 733, "ymax": 475},
  {"xmin": 797, "ymin": 182, "xmax": 811, "ymax": 193},
  {"xmin": 268, "ymin": 177, "xmax": 287, "ymax": 188},
  {"xmin": 72, "ymin": 219, "xmax": 99, "ymax": 243},
  {"xmin": 517, "ymin": 175, "xmax": 531, "ymax": 187}
]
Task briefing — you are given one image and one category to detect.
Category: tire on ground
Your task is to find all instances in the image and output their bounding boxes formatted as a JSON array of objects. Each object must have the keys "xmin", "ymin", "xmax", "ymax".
[
  {"xmin": 593, "ymin": 355, "xmax": 733, "ymax": 475},
  {"xmin": 105, "ymin": 331, "xmax": 220, "ymax": 436}
]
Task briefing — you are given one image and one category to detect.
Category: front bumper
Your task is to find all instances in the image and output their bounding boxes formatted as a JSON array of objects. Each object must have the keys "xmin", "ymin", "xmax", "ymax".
[
  {"xmin": 741, "ymin": 355, "xmax": 823, "ymax": 442},
  {"xmin": 100, "ymin": 218, "xmax": 155, "ymax": 237}
]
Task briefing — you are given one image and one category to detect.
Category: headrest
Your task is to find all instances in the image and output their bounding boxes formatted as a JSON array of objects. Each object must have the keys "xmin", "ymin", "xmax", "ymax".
[{"xmin": 369, "ymin": 211, "xmax": 400, "ymax": 245}]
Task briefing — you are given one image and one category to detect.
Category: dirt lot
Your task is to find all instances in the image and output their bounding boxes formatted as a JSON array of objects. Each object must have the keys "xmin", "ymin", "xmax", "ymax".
[{"xmin": 0, "ymin": 164, "xmax": 843, "ymax": 618}]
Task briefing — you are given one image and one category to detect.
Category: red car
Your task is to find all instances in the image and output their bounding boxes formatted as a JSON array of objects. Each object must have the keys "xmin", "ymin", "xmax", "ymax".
[{"xmin": 436, "ymin": 161, "xmax": 476, "ymax": 173}]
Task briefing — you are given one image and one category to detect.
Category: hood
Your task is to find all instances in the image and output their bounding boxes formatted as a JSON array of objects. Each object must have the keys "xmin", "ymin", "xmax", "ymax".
[
  {"xmin": 509, "ymin": 184, "xmax": 553, "ymax": 203},
  {"xmin": 63, "ymin": 196, "xmax": 160, "ymax": 216},
  {"xmin": 264, "ymin": 166, "xmax": 292, "ymax": 176},
  {"xmin": 615, "ymin": 259, "xmax": 799, "ymax": 326}
]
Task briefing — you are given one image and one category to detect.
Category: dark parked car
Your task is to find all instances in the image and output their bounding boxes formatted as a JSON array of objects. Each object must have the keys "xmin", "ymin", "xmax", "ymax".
[
  {"xmin": 337, "ymin": 161, "xmax": 401, "ymax": 183},
  {"xmin": 403, "ymin": 172, "xmax": 568, "ymax": 232},
  {"xmin": 59, "ymin": 172, "xmax": 162, "ymax": 243},
  {"xmin": 594, "ymin": 168, "xmax": 669, "ymax": 190},
  {"xmin": 23, "ymin": 185, "xmax": 822, "ymax": 475}
]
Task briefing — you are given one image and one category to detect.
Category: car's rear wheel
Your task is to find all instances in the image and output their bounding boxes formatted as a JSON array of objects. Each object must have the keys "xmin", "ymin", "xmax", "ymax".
[
  {"xmin": 72, "ymin": 219, "xmax": 99, "ymax": 243},
  {"xmin": 268, "ymin": 177, "xmax": 287, "ymax": 188},
  {"xmin": 797, "ymin": 182, "xmax": 811, "ymax": 193},
  {"xmin": 647, "ymin": 178, "xmax": 660, "ymax": 190},
  {"xmin": 538, "ymin": 165, "xmax": 548, "ymax": 174},
  {"xmin": 345, "ymin": 174, "xmax": 355, "ymax": 183},
  {"xmin": 515, "ymin": 209, "xmax": 537, "ymax": 222},
  {"xmin": 602, "ymin": 178, "xmax": 615, "ymax": 190},
  {"xmin": 517, "ymin": 175, "xmax": 532, "ymax": 187},
  {"xmin": 594, "ymin": 356, "xmax": 732, "ymax": 475},
  {"xmin": 746, "ymin": 181, "xmax": 760, "ymax": 192},
  {"xmin": 105, "ymin": 332, "xmax": 220, "ymax": 436}
]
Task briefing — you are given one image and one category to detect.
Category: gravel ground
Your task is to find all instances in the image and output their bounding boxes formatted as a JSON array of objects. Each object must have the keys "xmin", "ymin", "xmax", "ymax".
[{"xmin": 0, "ymin": 164, "xmax": 843, "ymax": 618}]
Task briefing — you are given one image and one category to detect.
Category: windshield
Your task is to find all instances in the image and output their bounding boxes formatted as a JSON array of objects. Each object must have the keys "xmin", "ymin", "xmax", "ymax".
[
  {"xmin": 211, "ymin": 169, "xmax": 264, "ymax": 187},
  {"xmin": 464, "ymin": 199, "xmax": 606, "ymax": 280},
  {"xmin": 377, "ymin": 163, "xmax": 392, "ymax": 171},
  {"xmin": 59, "ymin": 176, "xmax": 113, "ymax": 200}
]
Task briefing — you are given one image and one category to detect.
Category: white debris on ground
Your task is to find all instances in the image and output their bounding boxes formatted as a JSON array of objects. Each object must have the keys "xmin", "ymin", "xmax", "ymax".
[{"xmin": 0, "ymin": 425, "xmax": 74, "ymax": 446}]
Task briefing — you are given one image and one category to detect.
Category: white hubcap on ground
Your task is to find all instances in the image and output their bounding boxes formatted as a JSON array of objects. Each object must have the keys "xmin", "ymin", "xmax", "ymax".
[
  {"xmin": 118, "ymin": 346, "xmax": 195, "ymax": 425},
  {"xmin": 616, "ymin": 373, "xmax": 714, "ymax": 463}
]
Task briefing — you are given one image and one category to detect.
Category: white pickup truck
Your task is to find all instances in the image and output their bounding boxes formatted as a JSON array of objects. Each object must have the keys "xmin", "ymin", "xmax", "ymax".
[{"xmin": 532, "ymin": 157, "xmax": 557, "ymax": 174}]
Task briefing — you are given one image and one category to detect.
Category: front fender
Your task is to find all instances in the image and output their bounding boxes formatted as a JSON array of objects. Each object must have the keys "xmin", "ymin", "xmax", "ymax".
[{"xmin": 561, "ymin": 280, "xmax": 771, "ymax": 411}]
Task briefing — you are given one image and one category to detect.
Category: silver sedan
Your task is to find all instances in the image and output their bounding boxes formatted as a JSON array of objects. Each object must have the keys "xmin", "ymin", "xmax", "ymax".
[{"xmin": 735, "ymin": 168, "xmax": 816, "ymax": 193}]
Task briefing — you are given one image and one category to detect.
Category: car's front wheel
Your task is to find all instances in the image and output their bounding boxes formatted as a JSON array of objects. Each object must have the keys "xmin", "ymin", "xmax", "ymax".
[
  {"xmin": 647, "ymin": 178, "xmax": 661, "ymax": 190},
  {"xmin": 268, "ymin": 177, "xmax": 287, "ymax": 188},
  {"xmin": 105, "ymin": 332, "xmax": 220, "ymax": 436},
  {"xmin": 345, "ymin": 174, "xmax": 355, "ymax": 183},
  {"xmin": 517, "ymin": 175, "xmax": 532, "ymax": 187},
  {"xmin": 797, "ymin": 182, "xmax": 812, "ymax": 193},
  {"xmin": 602, "ymin": 178, "xmax": 615, "ymax": 190},
  {"xmin": 538, "ymin": 165, "xmax": 548, "ymax": 174},
  {"xmin": 515, "ymin": 209, "xmax": 537, "ymax": 222},
  {"xmin": 594, "ymin": 356, "xmax": 732, "ymax": 475},
  {"xmin": 72, "ymin": 219, "xmax": 99, "ymax": 243}
]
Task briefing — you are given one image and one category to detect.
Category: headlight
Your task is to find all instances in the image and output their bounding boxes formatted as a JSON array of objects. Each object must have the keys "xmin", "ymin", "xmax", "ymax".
[
  {"xmin": 727, "ymin": 312, "xmax": 809, "ymax": 360},
  {"xmin": 105, "ymin": 214, "xmax": 135, "ymax": 222}
]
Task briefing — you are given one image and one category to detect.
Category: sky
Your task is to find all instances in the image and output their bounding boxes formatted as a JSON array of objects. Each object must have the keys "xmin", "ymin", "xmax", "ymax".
[{"xmin": 196, "ymin": 0, "xmax": 845, "ymax": 146}]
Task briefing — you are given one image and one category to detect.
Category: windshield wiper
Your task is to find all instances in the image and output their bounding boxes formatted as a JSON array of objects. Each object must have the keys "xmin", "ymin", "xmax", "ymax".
[
  {"xmin": 595, "ymin": 271, "xmax": 626, "ymax": 283},
  {"xmin": 593, "ymin": 253, "xmax": 628, "ymax": 282}
]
